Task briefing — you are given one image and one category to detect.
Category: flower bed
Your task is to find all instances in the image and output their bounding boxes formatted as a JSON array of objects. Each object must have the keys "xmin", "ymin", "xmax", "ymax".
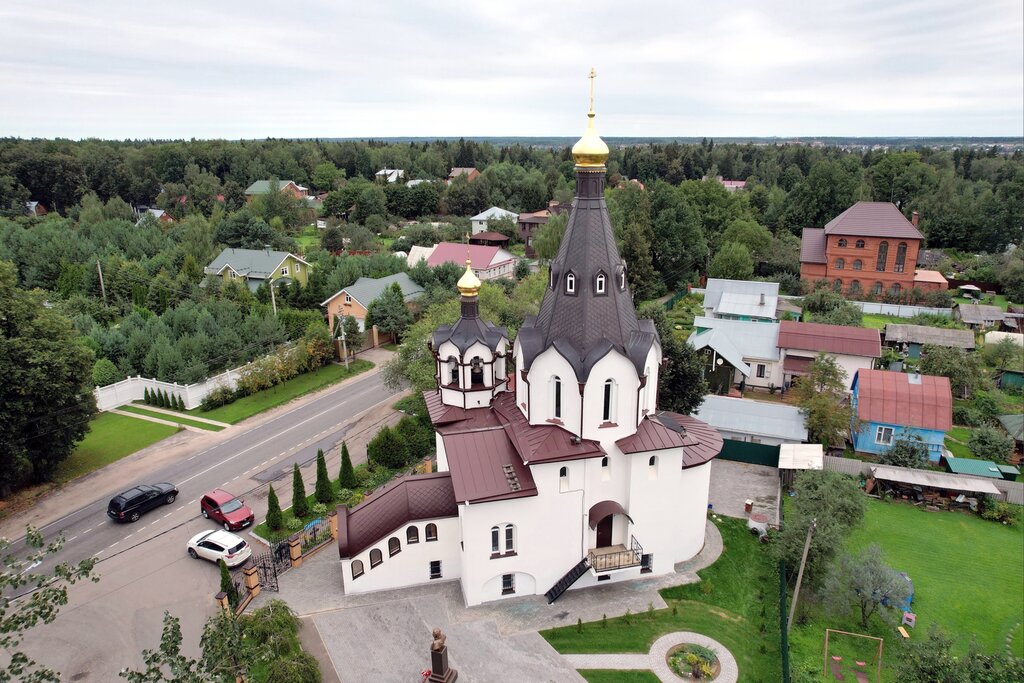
[{"xmin": 667, "ymin": 643, "xmax": 720, "ymax": 680}]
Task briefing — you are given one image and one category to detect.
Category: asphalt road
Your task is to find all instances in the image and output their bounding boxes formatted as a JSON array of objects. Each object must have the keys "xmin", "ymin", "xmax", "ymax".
[{"xmin": 8, "ymin": 367, "xmax": 401, "ymax": 681}]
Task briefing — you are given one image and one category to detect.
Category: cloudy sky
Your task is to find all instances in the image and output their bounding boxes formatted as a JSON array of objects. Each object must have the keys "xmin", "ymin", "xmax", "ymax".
[{"xmin": 1, "ymin": 0, "xmax": 1021, "ymax": 139}]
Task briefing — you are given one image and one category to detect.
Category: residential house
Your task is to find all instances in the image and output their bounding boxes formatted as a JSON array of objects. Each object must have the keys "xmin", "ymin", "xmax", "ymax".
[
  {"xmin": 471, "ymin": 206, "xmax": 518, "ymax": 235},
  {"xmin": 448, "ymin": 167, "xmax": 481, "ymax": 185},
  {"xmin": 135, "ymin": 207, "xmax": 174, "ymax": 225},
  {"xmin": 517, "ymin": 209, "xmax": 550, "ymax": 258},
  {"xmin": 704, "ymin": 175, "xmax": 747, "ymax": 192},
  {"xmin": 406, "ymin": 179, "xmax": 428, "ymax": 188},
  {"xmin": 375, "ymin": 169, "xmax": 405, "ymax": 183},
  {"xmin": 777, "ymin": 320, "xmax": 880, "ymax": 389},
  {"xmin": 882, "ymin": 323, "xmax": 975, "ymax": 358},
  {"xmin": 694, "ymin": 395, "xmax": 807, "ymax": 446},
  {"xmin": 688, "ymin": 317, "xmax": 782, "ymax": 393},
  {"xmin": 850, "ymin": 369, "xmax": 952, "ymax": 461},
  {"xmin": 335, "ymin": 111, "xmax": 723, "ymax": 606},
  {"xmin": 321, "ymin": 272, "xmax": 424, "ymax": 332},
  {"xmin": 406, "ymin": 244, "xmax": 435, "ymax": 268},
  {"xmin": 702, "ymin": 279, "xmax": 780, "ymax": 322},
  {"xmin": 426, "ymin": 242, "xmax": 517, "ymax": 281},
  {"xmin": 204, "ymin": 247, "xmax": 310, "ymax": 292},
  {"xmin": 799, "ymin": 201, "xmax": 943, "ymax": 295},
  {"xmin": 24, "ymin": 201, "xmax": 47, "ymax": 216},
  {"xmin": 953, "ymin": 303, "xmax": 1005, "ymax": 330},
  {"xmin": 243, "ymin": 180, "xmax": 308, "ymax": 201},
  {"xmin": 469, "ymin": 232, "xmax": 511, "ymax": 249}
]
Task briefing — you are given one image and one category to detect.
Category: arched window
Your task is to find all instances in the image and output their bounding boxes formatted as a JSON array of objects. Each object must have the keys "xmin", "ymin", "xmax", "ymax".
[
  {"xmin": 837, "ymin": 239, "xmax": 847, "ymax": 248},
  {"xmin": 406, "ymin": 526, "xmax": 419, "ymax": 544},
  {"xmin": 617, "ymin": 265, "xmax": 626, "ymax": 290},
  {"xmin": 833, "ymin": 279, "xmax": 843, "ymax": 292},
  {"xmin": 559, "ymin": 466, "xmax": 569, "ymax": 492},
  {"xmin": 490, "ymin": 526, "xmax": 500, "ymax": 553},
  {"xmin": 595, "ymin": 272, "xmax": 606, "ymax": 295},
  {"xmin": 876, "ymin": 241, "xmax": 888, "ymax": 271},
  {"xmin": 490, "ymin": 524, "xmax": 515, "ymax": 554},
  {"xmin": 891, "ymin": 282, "xmax": 902, "ymax": 295},
  {"xmin": 602, "ymin": 379, "xmax": 615, "ymax": 422},
  {"xmin": 388, "ymin": 537, "xmax": 401, "ymax": 557},
  {"xmin": 601, "ymin": 456, "xmax": 609, "ymax": 468},
  {"xmin": 834, "ymin": 258, "xmax": 845, "ymax": 270},
  {"xmin": 470, "ymin": 356, "xmax": 484, "ymax": 386},
  {"xmin": 648, "ymin": 455, "xmax": 658, "ymax": 479},
  {"xmin": 855, "ymin": 240, "xmax": 865, "ymax": 248},
  {"xmin": 425, "ymin": 523, "xmax": 438, "ymax": 542},
  {"xmin": 871, "ymin": 281, "xmax": 883, "ymax": 296},
  {"xmin": 369, "ymin": 549, "xmax": 383, "ymax": 568},
  {"xmin": 895, "ymin": 242, "xmax": 907, "ymax": 273},
  {"xmin": 852, "ymin": 259, "xmax": 862, "ymax": 271},
  {"xmin": 849, "ymin": 280, "xmax": 862, "ymax": 295},
  {"xmin": 565, "ymin": 272, "xmax": 576, "ymax": 294},
  {"xmin": 552, "ymin": 376, "xmax": 562, "ymax": 419},
  {"xmin": 649, "ymin": 455, "xmax": 657, "ymax": 466},
  {"xmin": 351, "ymin": 559, "xmax": 364, "ymax": 579},
  {"xmin": 447, "ymin": 357, "xmax": 459, "ymax": 387}
]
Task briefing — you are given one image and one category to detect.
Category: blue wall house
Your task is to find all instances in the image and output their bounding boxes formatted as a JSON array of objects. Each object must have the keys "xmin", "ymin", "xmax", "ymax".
[{"xmin": 850, "ymin": 369, "xmax": 952, "ymax": 462}]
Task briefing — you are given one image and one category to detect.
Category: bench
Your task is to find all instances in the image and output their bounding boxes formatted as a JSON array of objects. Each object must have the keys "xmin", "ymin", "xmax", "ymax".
[{"xmin": 898, "ymin": 626, "xmax": 910, "ymax": 639}]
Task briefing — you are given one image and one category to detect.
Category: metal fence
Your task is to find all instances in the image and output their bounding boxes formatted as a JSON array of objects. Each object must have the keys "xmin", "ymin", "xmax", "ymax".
[
  {"xmin": 846, "ymin": 301, "xmax": 951, "ymax": 318},
  {"xmin": 719, "ymin": 439, "xmax": 781, "ymax": 467},
  {"xmin": 299, "ymin": 517, "xmax": 333, "ymax": 553}
]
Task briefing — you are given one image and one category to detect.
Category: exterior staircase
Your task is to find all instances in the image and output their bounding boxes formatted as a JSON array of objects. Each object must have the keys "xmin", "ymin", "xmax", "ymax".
[{"xmin": 544, "ymin": 557, "xmax": 590, "ymax": 604}]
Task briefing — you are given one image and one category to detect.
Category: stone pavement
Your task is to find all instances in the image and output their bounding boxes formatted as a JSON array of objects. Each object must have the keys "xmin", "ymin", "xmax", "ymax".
[
  {"xmin": 253, "ymin": 521, "xmax": 724, "ymax": 682},
  {"xmin": 563, "ymin": 631, "xmax": 739, "ymax": 683},
  {"xmin": 708, "ymin": 458, "xmax": 782, "ymax": 526}
]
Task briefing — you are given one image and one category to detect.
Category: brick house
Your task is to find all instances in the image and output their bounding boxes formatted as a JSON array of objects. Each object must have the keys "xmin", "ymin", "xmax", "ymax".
[
  {"xmin": 321, "ymin": 271, "xmax": 424, "ymax": 333},
  {"xmin": 447, "ymin": 167, "xmax": 481, "ymax": 184},
  {"xmin": 244, "ymin": 180, "xmax": 309, "ymax": 201},
  {"xmin": 799, "ymin": 202, "xmax": 944, "ymax": 296}
]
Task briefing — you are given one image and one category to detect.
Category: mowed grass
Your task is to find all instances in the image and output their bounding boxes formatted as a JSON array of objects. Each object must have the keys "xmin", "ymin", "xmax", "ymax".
[
  {"xmin": 119, "ymin": 405, "xmax": 224, "ymax": 431},
  {"xmin": 57, "ymin": 412, "xmax": 180, "ymax": 482},
  {"xmin": 191, "ymin": 360, "xmax": 373, "ymax": 424},
  {"xmin": 860, "ymin": 313, "xmax": 913, "ymax": 330},
  {"xmin": 789, "ymin": 499, "xmax": 1024, "ymax": 681},
  {"xmin": 542, "ymin": 517, "xmax": 782, "ymax": 683},
  {"xmin": 579, "ymin": 671, "xmax": 661, "ymax": 683}
]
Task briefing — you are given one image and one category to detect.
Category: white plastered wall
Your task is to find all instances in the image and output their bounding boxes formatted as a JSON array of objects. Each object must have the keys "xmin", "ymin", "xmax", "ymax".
[{"xmin": 340, "ymin": 517, "xmax": 461, "ymax": 595}]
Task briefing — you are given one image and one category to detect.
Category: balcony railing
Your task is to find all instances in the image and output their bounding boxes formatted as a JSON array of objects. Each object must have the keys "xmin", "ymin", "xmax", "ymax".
[{"xmin": 587, "ymin": 536, "xmax": 643, "ymax": 573}]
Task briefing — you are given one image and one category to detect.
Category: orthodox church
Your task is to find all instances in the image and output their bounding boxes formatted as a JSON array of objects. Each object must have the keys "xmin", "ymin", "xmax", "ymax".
[{"xmin": 336, "ymin": 83, "xmax": 723, "ymax": 607}]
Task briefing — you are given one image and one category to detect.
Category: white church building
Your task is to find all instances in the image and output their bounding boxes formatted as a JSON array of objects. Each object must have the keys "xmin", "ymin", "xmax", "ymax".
[{"xmin": 336, "ymin": 99, "xmax": 724, "ymax": 607}]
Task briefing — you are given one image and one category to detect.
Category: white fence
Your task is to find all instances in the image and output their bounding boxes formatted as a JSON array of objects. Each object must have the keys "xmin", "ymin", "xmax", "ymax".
[
  {"xmin": 846, "ymin": 301, "xmax": 951, "ymax": 318},
  {"xmin": 94, "ymin": 366, "xmax": 243, "ymax": 411}
]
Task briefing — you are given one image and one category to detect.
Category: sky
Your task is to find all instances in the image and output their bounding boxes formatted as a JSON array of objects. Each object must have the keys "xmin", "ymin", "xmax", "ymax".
[{"xmin": 1, "ymin": 0, "xmax": 1022, "ymax": 139}]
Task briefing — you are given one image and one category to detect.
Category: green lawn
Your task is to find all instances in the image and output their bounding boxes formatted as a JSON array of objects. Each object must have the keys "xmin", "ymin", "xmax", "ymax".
[
  {"xmin": 191, "ymin": 360, "xmax": 373, "ymax": 424},
  {"xmin": 579, "ymin": 671, "xmax": 661, "ymax": 683},
  {"xmin": 57, "ymin": 413, "xmax": 181, "ymax": 482},
  {"xmin": 294, "ymin": 226, "xmax": 320, "ymax": 253},
  {"xmin": 789, "ymin": 499, "xmax": 1024, "ymax": 681},
  {"xmin": 860, "ymin": 313, "xmax": 913, "ymax": 330},
  {"xmin": 120, "ymin": 405, "xmax": 224, "ymax": 431},
  {"xmin": 954, "ymin": 294, "xmax": 1011, "ymax": 310},
  {"xmin": 943, "ymin": 437, "xmax": 973, "ymax": 458},
  {"xmin": 542, "ymin": 517, "xmax": 782, "ymax": 683}
]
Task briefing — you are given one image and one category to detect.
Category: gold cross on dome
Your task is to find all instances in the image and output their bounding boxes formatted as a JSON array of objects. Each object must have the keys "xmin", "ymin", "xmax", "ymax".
[{"xmin": 588, "ymin": 68, "xmax": 596, "ymax": 112}]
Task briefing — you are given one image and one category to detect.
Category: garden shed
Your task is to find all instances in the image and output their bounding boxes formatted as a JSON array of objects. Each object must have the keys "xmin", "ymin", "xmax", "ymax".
[
  {"xmin": 943, "ymin": 456, "xmax": 1020, "ymax": 482},
  {"xmin": 868, "ymin": 465, "xmax": 1002, "ymax": 502}
]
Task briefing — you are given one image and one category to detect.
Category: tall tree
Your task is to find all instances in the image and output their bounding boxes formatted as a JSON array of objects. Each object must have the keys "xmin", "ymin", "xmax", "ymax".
[
  {"xmin": 339, "ymin": 442, "xmax": 356, "ymax": 489},
  {"xmin": 621, "ymin": 222, "xmax": 661, "ymax": 301},
  {"xmin": 707, "ymin": 241, "xmax": 754, "ymax": 280},
  {"xmin": 314, "ymin": 448, "xmax": 334, "ymax": 504},
  {"xmin": 365, "ymin": 282, "xmax": 413, "ymax": 344},
  {"xmin": 823, "ymin": 544, "xmax": 912, "ymax": 628},
  {"xmin": 920, "ymin": 345, "xmax": 985, "ymax": 398},
  {"xmin": 532, "ymin": 213, "xmax": 567, "ymax": 261},
  {"xmin": 291, "ymin": 463, "xmax": 309, "ymax": 518},
  {"xmin": 265, "ymin": 484, "xmax": 283, "ymax": 531}
]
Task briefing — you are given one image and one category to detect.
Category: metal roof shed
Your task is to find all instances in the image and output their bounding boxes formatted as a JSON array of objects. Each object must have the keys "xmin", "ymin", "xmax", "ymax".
[
  {"xmin": 870, "ymin": 465, "xmax": 1002, "ymax": 496},
  {"xmin": 778, "ymin": 444, "xmax": 824, "ymax": 470}
]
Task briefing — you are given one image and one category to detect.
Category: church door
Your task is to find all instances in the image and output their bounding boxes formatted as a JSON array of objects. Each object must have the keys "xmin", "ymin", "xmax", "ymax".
[{"xmin": 596, "ymin": 516, "xmax": 613, "ymax": 548}]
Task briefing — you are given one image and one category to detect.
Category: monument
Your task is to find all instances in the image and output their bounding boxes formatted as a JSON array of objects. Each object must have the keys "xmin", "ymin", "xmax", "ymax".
[{"xmin": 428, "ymin": 628, "xmax": 458, "ymax": 682}]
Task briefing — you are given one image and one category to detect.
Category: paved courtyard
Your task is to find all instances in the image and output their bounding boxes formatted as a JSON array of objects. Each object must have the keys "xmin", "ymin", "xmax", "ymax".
[
  {"xmin": 254, "ymin": 521, "xmax": 723, "ymax": 682},
  {"xmin": 708, "ymin": 458, "xmax": 781, "ymax": 526}
]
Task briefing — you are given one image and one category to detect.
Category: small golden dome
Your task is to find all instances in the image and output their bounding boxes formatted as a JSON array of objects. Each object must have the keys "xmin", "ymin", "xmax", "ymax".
[
  {"xmin": 572, "ymin": 110, "xmax": 609, "ymax": 169},
  {"xmin": 457, "ymin": 258, "xmax": 481, "ymax": 297}
]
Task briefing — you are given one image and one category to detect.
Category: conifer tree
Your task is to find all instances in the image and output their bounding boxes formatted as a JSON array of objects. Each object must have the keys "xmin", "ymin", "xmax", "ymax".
[
  {"xmin": 339, "ymin": 442, "xmax": 356, "ymax": 489},
  {"xmin": 314, "ymin": 449, "xmax": 334, "ymax": 505},
  {"xmin": 144, "ymin": 387, "xmax": 151, "ymax": 404},
  {"xmin": 266, "ymin": 484, "xmax": 283, "ymax": 530},
  {"xmin": 291, "ymin": 463, "xmax": 309, "ymax": 518},
  {"xmin": 218, "ymin": 559, "xmax": 239, "ymax": 607}
]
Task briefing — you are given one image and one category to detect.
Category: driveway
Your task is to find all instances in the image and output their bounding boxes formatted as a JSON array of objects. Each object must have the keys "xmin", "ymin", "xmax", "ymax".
[{"xmin": 708, "ymin": 459, "xmax": 781, "ymax": 526}]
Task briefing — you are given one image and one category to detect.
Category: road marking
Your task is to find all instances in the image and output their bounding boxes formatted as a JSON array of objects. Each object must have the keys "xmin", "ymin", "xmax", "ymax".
[
  {"xmin": 138, "ymin": 525, "xmax": 147, "ymax": 531},
  {"xmin": 260, "ymin": 460, "xmax": 269, "ymax": 466},
  {"xmin": 278, "ymin": 452, "xmax": 286, "ymax": 457},
  {"xmin": 125, "ymin": 533, "xmax": 134, "ymax": 539},
  {"xmin": 82, "ymin": 527, "xmax": 93, "ymax": 534},
  {"xmin": 163, "ymin": 513, "xmax": 173, "ymax": 519},
  {"xmin": 222, "ymin": 481, "xmax": 229, "ymax": 487},
  {"xmin": 68, "ymin": 536, "xmax": 78, "ymax": 542},
  {"xmin": 232, "ymin": 475, "xmax": 240, "ymax": 480},
  {"xmin": 109, "ymin": 541, "xmax": 119, "ymax": 548},
  {"xmin": 189, "ymin": 499, "xmax": 197, "ymax": 505},
  {"xmin": 175, "ymin": 505, "xmax": 185, "ymax": 512}
]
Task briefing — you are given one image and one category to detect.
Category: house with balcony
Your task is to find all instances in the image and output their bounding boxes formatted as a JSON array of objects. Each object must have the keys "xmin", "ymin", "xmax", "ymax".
[
  {"xmin": 850, "ymin": 369, "xmax": 952, "ymax": 461},
  {"xmin": 335, "ymin": 105, "xmax": 723, "ymax": 607}
]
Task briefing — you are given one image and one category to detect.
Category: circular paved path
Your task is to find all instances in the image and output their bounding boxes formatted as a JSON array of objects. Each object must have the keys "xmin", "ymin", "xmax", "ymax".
[{"xmin": 563, "ymin": 631, "xmax": 738, "ymax": 683}]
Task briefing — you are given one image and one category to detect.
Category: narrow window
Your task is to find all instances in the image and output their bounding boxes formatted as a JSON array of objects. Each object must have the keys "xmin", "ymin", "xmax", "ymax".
[
  {"xmin": 470, "ymin": 356, "xmax": 484, "ymax": 386},
  {"xmin": 370, "ymin": 549, "xmax": 383, "ymax": 568},
  {"xmin": 425, "ymin": 523, "xmax": 438, "ymax": 542},
  {"xmin": 559, "ymin": 466, "xmax": 569, "ymax": 492},
  {"xmin": 834, "ymin": 258, "xmax": 844, "ymax": 270},
  {"xmin": 504, "ymin": 524, "xmax": 515, "ymax": 553},
  {"xmin": 388, "ymin": 537, "xmax": 401, "ymax": 557},
  {"xmin": 448, "ymin": 357, "xmax": 459, "ymax": 387},
  {"xmin": 850, "ymin": 280, "xmax": 862, "ymax": 295},
  {"xmin": 649, "ymin": 455, "xmax": 657, "ymax": 467},
  {"xmin": 852, "ymin": 259, "xmax": 862, "ymax": 271},
  {"xmin": 491, "ymin": 526, "xmax": 500, "ymax": 554},
  {"xmin": 280, "ymin": 266, "xmax": 289, "ymax": 276},
  {"xmin": 872, "ymin": 281, "xmax": 883, "ymax": 296},
  {"xmin": 618, "ymin": 266, "xmax": 626, "ymax": 290},
  {"xmin": 833, "ymin": 279, "xmax": 843, "ymax": 292},
  {"xmin": 429, "ymin": 560, "xmax": 442, "ymax": 579},
  {"xmin": 856, "ymin": 240, "xmax": 865, "ymax": 248},
  {"xmin": 876, "ymin": 241, "xmax": 888, "ymax": 271},
  {"xmin": 756, "ymin": 364, "xmax": 766, "ymax": 378},
  {"xmin": 407, "ymin": 526, "xmax": 419, "ymax": 544},
  {"xmin": 601, "ymin": 456, "xmax": 609, "ymax": 468},
  {"xmin": 553, "ymin": 376, "xmax": 562, "ymax": 419},
  {"xmin": 891, "ymin": 283, "xmax": 902, "ymax": 295},
  {"xmin": 648, "ymin": 455, "xmax": 658, "ymax": 479},
  {"xmin": 602, "ymin": 379, "xmax": 614, "ymax": 422},
  {"xmin": 549, "ymin": 268, "xmax": 555, "ymax": 289},
  {"xmin": 565, "ymin": 272, "xmax": 576, "ymax": 294},
  {"xmin": 595, "ymin": 273, "xmax": 606, "ymax": 294},
  {"xmin": 351, "ymin": 560, "xmax": 364, "ymax": 579},
  {"xmin": 344, "ymin": 293, "xmax": 352, "ymax": 303},
  {"xmin": 895, "ymin": 242, "xmax": 907, "ymax": 273},
  {"xmin": 501, "ymin": 573, "xmax": 516, "ymax": 595},
  {"xmin": 295, "ymin": 263, "xmax": 301, "ymax": 273},
  {"xmin": 837, "ymin": 239, "xmax": 847, "ymax": 247}
]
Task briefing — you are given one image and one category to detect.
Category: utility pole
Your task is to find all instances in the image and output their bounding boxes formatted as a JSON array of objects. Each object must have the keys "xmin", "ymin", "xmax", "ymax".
[
  {"xmin": 335, "ymin": 317, "xmax": 349, "ymax": 371},
  {"xmin": 788, "ymin": 518, "xmax": 816, "ymax": 633},
  {"xmin": 269, "ymin": 280, "xmax": 277, "ymax": 315},
  {"xmin": 96, "ymin": 259, "xmax": 108, "ymax": 307}
]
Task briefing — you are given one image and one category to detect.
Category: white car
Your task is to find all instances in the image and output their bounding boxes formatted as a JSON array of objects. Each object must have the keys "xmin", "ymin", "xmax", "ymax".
[{"xmin": 186, "ymin": 529, "xmax": 252, "ymax": 568}]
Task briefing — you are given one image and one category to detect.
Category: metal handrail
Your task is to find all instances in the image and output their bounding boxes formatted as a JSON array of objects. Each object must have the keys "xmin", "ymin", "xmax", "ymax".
[{"xmin": 587, "ymin": 535, "xmax": 643, "ymax": 573}]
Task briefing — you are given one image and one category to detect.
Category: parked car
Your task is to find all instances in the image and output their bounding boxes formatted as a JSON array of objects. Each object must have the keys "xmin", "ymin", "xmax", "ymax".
[
  {"xmin": 200, "ymin": 489, "xmax": 255, "ymax": 531},
  {"xmin": 186, "ymin": 530, "xmax": 252, "ymax": 568},
  {"xmin": 107, "ymin": 483, "xmax": 178, "ymax": 523}
]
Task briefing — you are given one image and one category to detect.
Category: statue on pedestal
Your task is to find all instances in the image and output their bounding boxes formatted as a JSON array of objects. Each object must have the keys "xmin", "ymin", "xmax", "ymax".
[{"xmin": 427, "ymin": 627, "xmax": 457, "ymax": 682}]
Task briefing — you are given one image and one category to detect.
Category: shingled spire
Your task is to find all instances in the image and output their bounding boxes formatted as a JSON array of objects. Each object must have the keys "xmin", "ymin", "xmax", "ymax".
[{"xmin": 516, "ymin": 72, "xmax": 658, "ymax": 382}]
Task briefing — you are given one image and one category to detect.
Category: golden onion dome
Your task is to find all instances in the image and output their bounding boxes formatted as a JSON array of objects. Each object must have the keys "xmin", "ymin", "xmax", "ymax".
[
  {"xmin": 572, "ymin": 110, "xmax": 609, "ymax": 169},
  {"xmin": 456, "ymin": 258, "xmax": 481, "ymax": 297}
]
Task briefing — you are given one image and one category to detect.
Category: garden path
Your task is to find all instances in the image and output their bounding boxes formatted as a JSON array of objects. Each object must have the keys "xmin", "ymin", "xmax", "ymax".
[{"xmin": 562, "ymin": 631, "xmax": 739, "ymax": 683}]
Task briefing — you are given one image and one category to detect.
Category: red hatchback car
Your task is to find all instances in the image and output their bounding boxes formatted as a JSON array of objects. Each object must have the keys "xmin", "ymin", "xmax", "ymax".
[{"xmin": 200, "ymin": 489, "xmax": 255, "ymax": 531}]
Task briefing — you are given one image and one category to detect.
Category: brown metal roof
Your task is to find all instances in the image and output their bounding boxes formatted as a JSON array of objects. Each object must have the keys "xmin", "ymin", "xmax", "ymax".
[
  {"xmin": 853, "ymin": 369, "xmax": 952, "ymax": 432},
  {"xmin": 470, "ymin": 231, "xmax": 510, "ymax": 242},
  {"xmin": 491, "ymin": 394, "xmax": 605, "ymax": 464},
  {"xmin": 800, "ymin": 228, "xmax": 827, "ymax": 263},
  {"xmin": 782, "ymin": 356, "xmax": 813, "ymax": 375},
  {"xmin": 778, "ymin": 321, "xmax": 881, "ymax": 358},
  {"xmin": 424, "ymin": 390, "xmax": 473, "ymax": 425},
  {"xmin": 616, "ymin": 413, "xmax": 723, "ymax": 469},
  {"xmin": 337, "ymin": 471, "xmax": 458, "ymax": 559},
  {"xmin": 588, "ymin": 500, "xmax": 633, "ymax": 529},
  {"xmin": 667, "ymin": 413, "xmax": 725, "ymax": 468},
  {"xmin": 822, "ymin": 202, "xmax": 924, "ymax": 239},
  {"xmin": 441, "ymin": 428, "xmax": 537, "ymax": 504}
]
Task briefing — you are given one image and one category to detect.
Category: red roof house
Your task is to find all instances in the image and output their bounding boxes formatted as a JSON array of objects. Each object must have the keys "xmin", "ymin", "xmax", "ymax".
[
  {"xmin": 851, "ymin": 369, "xmax": 952, "ymax": 459},
  {"xmin": 426, "ymin": 242, "xmax": 517, "ymax": 281}
]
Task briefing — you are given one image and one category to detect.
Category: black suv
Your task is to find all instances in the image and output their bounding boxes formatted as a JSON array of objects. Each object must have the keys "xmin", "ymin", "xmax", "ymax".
[{"xmin": 107, "ymin": 483, "xmax": 178, "ymax": 523}]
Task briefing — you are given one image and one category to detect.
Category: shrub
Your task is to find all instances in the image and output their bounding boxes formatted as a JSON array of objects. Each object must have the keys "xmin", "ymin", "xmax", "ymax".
[
  {"xmin": 265, "ymin": 651, "xmax": 321, "ymax": 683},
  {"xmin": 144, "ymin": 387, "xmax": 152, "ymax": 404},
  {"xmin": 200, "ymin": 385, "xmax": 237, "ymax": 411},
  {"xmin": 338, "ymin": 442, "xmax": 356, "ymax": 488},
  {"xmin": 968, "ymin": 425, "xmax": 1014, "ymax": 462},
  {"xmin": 394, "ymin": 416, "xmax": 434, "ymax": 459},
  {"xmin": 266, "ymin": 485, "xmax": 283, "ymax": 530},
  {"xmin": 92, "ymin": 358, "xmax": 121, "ymax": 386},
  {"xmin": 286, "ymin": 516, "xmax": 304, "ymax": 531},
  {"xmin": 218, "ymin": 559, "xmax": 239, "ymax": 607},
  {"xmin": 880, "ymin": 436, "xmax": 929, "ymax": 469},
  {"xmin": 953, "ymin": 405, "xmax": 984, "ymax": 427},
  {"xmin": 291, "ymin": 463, "xmax": 309, "ymax": 518},
  {"xmin": 981, "ymin": 500, "xmax": 1018, "ymax": 525},
  {"xmin": 311, "ymin": 502, "xmax": 329, "ymax": 516},
  {"xmin": 314, "ymin": 449, "xmax": 334, "ymax": 504},
  {"xmin": 367, "ymin": 425, "xmax": 410, "ymax": 469}
]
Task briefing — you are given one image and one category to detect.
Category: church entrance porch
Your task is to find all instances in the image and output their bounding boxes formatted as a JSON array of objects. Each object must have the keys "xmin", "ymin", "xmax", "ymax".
[
  {"xmin": 588, "ymin": 536, "xmax": 643, "ymax": 572},
  {"xmin": 595, "ymin": 515, "xmax": 613, "ymax": 547}
]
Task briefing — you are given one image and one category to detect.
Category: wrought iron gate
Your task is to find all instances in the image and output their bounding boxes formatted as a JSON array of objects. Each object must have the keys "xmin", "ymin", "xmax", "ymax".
[{"xmin": 251, "ymin": 540, "xmax": 291, "ymax": 592}]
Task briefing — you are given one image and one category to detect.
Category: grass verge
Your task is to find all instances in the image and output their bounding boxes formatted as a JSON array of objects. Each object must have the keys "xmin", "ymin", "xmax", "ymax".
[
  {"xmin": 191, "ymin": 360, "xmax": 373, "ymax": 425},
  {"xmin": 56, "ymin": 412, "xmax": 181, "ymax": 482},
  {"xmin": 542, "ymin": 516, "xmax": 781, "ymax": 682},
  {"xmin": 578, "ymin": 671, "xmax": 661, "ymax": 683},
  {"xmin": 119, "ymin": 405, "xmax": 225, "ymax": 431}
]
